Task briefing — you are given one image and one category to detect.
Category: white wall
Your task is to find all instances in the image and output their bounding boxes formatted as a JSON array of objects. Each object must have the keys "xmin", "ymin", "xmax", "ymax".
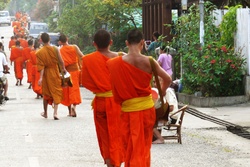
[{"xmin": 235, "ymin": 8, "xmax": 250, "ymax": 75}]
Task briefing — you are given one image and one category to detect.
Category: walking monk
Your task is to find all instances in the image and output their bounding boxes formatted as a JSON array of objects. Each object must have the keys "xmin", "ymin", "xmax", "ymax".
[
  {"xmin": 107, "ymin": 29, "xmax": 172, "ymax": 167},
  {"xmin": 81, "ymin": 29, "xmax": 124, "ymax": 167},
  {"xmin": 22, "ymin": 39, "xmax": 33, "ymax": 89},
  {"xmin": 10, "ymin": 40, "xmax": 24, "ymax": 86},
  {"xmin": 36, "ymin": 33, "xmax": 66, "ymax": 120},
  {"xmin": 58, "ymin": 34, "xmax": 83, "ymax": 117},
  {"xmin": 30, "ymin": 39, "xmax": 42, "ymax": 99}
]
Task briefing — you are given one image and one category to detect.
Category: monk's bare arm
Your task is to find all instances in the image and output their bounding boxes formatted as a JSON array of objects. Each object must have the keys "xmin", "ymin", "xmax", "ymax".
[
  {"xmin": 74, "ymin": 45, "xmax": 84, "ymax": 68},
  {"xmin": 74, "ymin": 45, "xmax": 84, "ymax": 58},
  {"xmin": 154, "ymin": 59, "xmax": 172, "ymax": 96}
]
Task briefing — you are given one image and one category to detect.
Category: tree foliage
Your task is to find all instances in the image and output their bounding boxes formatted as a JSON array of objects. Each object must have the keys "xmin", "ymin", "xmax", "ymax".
[
  {"xmin": 57, "ymin": 0, "xmax": 142, "ymax": 51},
  {"xmin": 170, "ymin": 2, "xmax": 246, "ymax": 97},
  {"xmin": 0, "ymin": 0, "xmax": 11, "ymax": 10},
  {"xmin": 32, "ymin": 0, "xmax": 53, "ymax": 21}
]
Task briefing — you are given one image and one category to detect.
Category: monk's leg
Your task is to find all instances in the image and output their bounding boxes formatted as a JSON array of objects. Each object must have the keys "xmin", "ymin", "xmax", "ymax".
[
  {"xmin": 71, "ymin": 104, "xmax": 77, "ymax": 117},
  {"xmin": 53, "ymin": 103, "xmax": 59, "ymax": 120},
  {"xmin": 41, "ymin": 99, "xmax": 48, "ymax": 118},
  {"xmin": 67, "ymin": 105, "xmax": 71, "ymax": 116},
  {"xmin": 105, "ymin": 159, "xmax": 114, "ymax": 167},
  {"xmin": 28, "ymin": 83, "xmax": 32, "ymax": 89},
  {"xmin": 19, "ymin": 78, "xmax": 23, "ymax": 85}
]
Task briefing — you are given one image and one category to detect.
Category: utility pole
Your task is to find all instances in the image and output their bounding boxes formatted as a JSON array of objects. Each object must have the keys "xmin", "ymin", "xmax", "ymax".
[{"xmin": 199, "ymin": 0, "xmax": 205, "ymax": 46}]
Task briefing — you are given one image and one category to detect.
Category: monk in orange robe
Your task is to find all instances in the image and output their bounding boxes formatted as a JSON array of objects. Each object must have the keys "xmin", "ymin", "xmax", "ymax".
[
  {"xmin": 10, "ymin": 40, "xmax": 24, "ymax": 86},
  {"xmin": 58, "ymin": 34, "xmax": 83, "ymax": 117},
  {"xmin": 81, "ymin": 29, "xmax": 124, "ymax": 167},
  {"xmin": 107, "ymin": 29, "xmax": 171, "ymax": 167},
  {"xmin": 8, "ymin": 36, "xmax": 16, "ymax": 50},
  {"xmin": 30, "ymin": 40, "xmax": 42, "ymax": 98},
  {"xmin": 36, "ymin": 33, "xmax": 66, "ymax": 120},
  {"xmin": 22, "ymin": 39, "xmax": 33, "ymax": 88},
  {"xmin": 20, "ymin": 36, "xmax": 28, "ymax": 48}
]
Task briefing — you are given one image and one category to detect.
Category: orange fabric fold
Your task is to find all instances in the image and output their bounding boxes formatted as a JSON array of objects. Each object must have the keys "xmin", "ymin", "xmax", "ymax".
[
  {"xmin": 30, "ymin": 50, "xmax": 42, "ymax": 95},
  {"xmin": 107, "ymin": 56, "xmax": 155, "ymax": 167},
  {"xmin": 23, "ymin": 47, "xmax": 32, "ymax": 83}
]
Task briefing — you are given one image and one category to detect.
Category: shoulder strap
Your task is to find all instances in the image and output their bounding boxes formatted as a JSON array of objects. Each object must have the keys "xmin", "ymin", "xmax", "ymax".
[{"xmin": 149, "ymin": 56, "xmax": 165, "ymax": 111}]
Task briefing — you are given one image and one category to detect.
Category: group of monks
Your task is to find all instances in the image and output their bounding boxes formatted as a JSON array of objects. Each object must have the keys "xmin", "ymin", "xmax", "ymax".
[
  {"xmin": 9, "ymin": 35, "xmax": 41, "ymax": 96},
  {"xmin": 8, "ymin": 25, "xmax": 172, "ymax": 167},
  {"xmin": 12, "ymin": 11, "xmax": 30, "ymax": 37}
]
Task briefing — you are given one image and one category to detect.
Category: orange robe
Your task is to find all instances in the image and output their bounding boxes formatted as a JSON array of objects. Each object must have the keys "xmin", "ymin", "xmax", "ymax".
[
  {"xmin": 23, "ymin": 47, "xmax": 33, "ymax": 83},
  {"xmin": 30, "ymin": 50, "xmax": 42, "ymax": 95},
  {"xmin": 10, "ymin": 47, "xmax": 24, "ymax": 80},
  {"xmin": 36, "ymin": 46, "xmax": 63, "ymax": 105},
  {"xmin": 20, "ymin": 39, "xmax": 28, "ymax": 48},
  {"xmin": 107, "ymin": 56, "xmax": 155, "ymax": 167},
  {"xmin": 9, "ymin": 39, "xmax": 16, "ymax": 50},
  {"xmin": 59, "ymin": 45, "xmax": 81, "ymax": 106},
  {"xmin": 81, "ymin": 51, "xmax": 123, "ymax": 166}
]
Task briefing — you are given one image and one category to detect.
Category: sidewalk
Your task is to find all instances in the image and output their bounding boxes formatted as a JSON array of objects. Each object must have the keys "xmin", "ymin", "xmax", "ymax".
[{"xmin": 186, "ymin": 102, "xmax": 250, "ymax": 128}]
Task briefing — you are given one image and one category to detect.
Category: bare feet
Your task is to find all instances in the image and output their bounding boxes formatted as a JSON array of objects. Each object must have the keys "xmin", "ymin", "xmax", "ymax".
[
  {"xmin": 152, "ymin": 139, "xmax": 165, "ymax": 144},
  {"xmin": 41, "ymin": 112, "xmax": 47, "ymax": 119},
  {"xmin": 71, "ymin": 108, "xmax": 77, "ymax": 117},
  {"xmin": 15, "ymin": 80, "xmax": 19, "ymax": 86},
  {"xmin": 53, "ymin": 115, "xmax": 59, "ymax": 120}
]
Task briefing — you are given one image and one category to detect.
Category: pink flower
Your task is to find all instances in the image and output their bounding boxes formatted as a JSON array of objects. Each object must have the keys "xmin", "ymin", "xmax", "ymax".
[
  {"xmin": 226, "ymin": 59, "xmax": 232, "ymax": 63},
  {"xmin": 230, "ymin": 64, "xmax": 235, "ymax": 69},
  {"xmin": 204, "ymin": 55, "xmax": 209, "ymax": 59}
]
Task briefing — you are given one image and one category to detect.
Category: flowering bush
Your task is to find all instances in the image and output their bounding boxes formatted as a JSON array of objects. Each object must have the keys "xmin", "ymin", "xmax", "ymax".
[
  {"xmin": 169, "ymin": 2, "xmax": 246, "ymax": 97},
  {"xmin": 182, "ymin": 42, "xmax": 246, "ymax": 97}
]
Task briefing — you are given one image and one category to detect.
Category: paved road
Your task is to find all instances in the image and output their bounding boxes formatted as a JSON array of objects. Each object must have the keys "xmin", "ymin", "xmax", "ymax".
[{"xmin": 0, "ymin": 25, "xmax": 250, "ymax": 167}]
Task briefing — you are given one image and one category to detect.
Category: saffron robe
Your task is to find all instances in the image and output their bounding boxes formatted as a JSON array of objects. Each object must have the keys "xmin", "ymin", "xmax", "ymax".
[
  {"xmin": 8, "ymin": 39, "xmax": 16, "ymax": 50},
  {"xmin": 30, "ymin": 50, "xmax": 42, "ymax": 95},
  {"xmin": 107, "ymin": 56, "xmax": 155, "ymax": 167},
  {"xmin": 59, "ymin": 45, "xmax": 81, "ymax": 106},
  {"xmin": 23, "ymin": 47, "xmax": 32, "ymax": 83},
  {"xmin": 36, "ymin": 46, "xmax": 63, "ymax": 105},
  {"xmin": 81, "ymin": 51, "xmax": 123, "ymax": 166},
  {"xmin": 10, "ymin": 46, "xmax": 24, "ymax": 80}
]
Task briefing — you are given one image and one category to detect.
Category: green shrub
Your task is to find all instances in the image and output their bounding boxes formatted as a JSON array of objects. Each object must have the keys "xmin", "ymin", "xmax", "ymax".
[{"xmin": 169, "ymin": 2, "xmax": 246, "ymax": 97}]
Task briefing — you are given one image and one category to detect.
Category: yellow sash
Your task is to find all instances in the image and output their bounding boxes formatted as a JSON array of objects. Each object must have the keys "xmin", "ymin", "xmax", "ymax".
[
  {"xmin": 95, "ymin": 90, "xmax": 113, "ymax": 97},
  {"xmin": 122, "ymin": 94, "xmax": 154, "ymax": 112},
  {"xmin": 91, "ymin": 90, "xmax": 113, "ymax": 109}
]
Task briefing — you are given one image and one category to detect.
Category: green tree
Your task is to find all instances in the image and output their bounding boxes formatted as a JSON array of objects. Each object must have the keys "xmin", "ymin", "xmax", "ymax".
[
  {"xmin": 57, "ymin": 0, "xmax": 141, "ymax": 51},
  {"xmin": 32, "ymin": 0, "xmax": 53, "ymax": 22},
  {"xmin": 0, "ymin": 0, "xmax": 11, "ymax": 10}
]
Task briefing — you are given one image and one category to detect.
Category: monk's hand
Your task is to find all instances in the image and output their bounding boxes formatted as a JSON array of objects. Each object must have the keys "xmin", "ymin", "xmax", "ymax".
[
  {"xmin": 63, "ymin": 69, "xmax": 68, "ymax": 74},
  {"xmin": 38, "ymin": 78, "xmax": 42, "ymax": 86}
]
